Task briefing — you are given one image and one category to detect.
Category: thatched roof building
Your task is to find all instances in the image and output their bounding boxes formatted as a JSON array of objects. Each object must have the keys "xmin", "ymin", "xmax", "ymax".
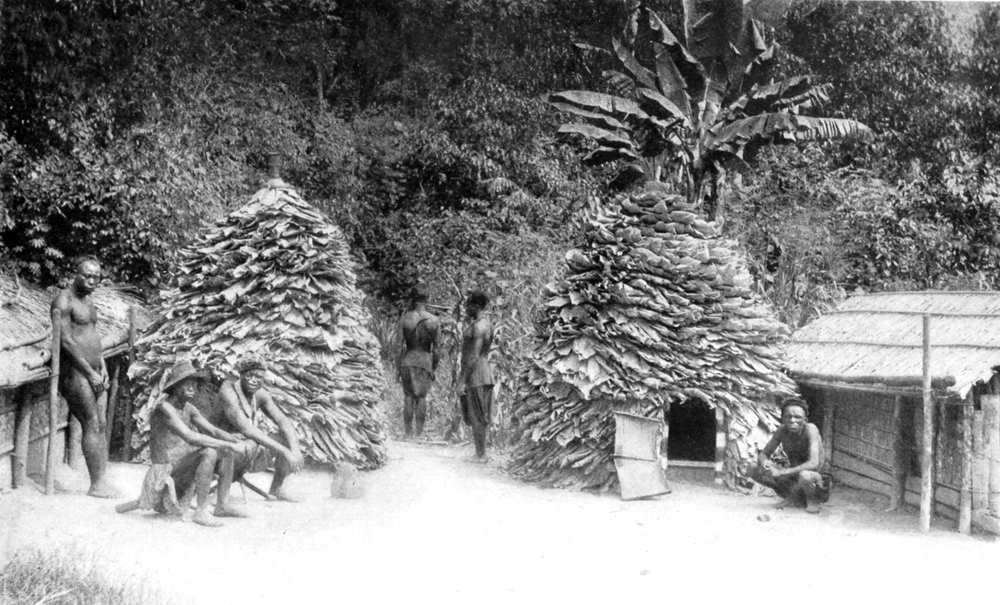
[
  {"xmin": 787, "ymin": 291, "xmax": 1000, "ymax": 535},
  {"xmin": 788, "ymin": 291, "xmax": 1000, "ymax": 398}
]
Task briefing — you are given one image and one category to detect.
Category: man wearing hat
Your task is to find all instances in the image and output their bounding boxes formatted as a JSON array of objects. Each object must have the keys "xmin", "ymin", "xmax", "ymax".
[
  {"xmin": 397, "ymin": 285, "xmax": 440, "ymax": 438},
  {"xmin": 212, "ymin": 356, "xmax": 304, "ymax": 504},
  {"xmin": 116, "ymin": 360, "xmax": 244, "ymax": 527}
]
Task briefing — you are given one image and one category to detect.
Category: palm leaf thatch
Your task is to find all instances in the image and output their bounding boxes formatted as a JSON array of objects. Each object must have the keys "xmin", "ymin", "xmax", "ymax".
[
  {"xmin": 508, "ymin": 184, "xmax": 797, "ymax": 491},
  {"xmin": 130, "ymin": 178, "xmax": 387, "ymax": 469}
]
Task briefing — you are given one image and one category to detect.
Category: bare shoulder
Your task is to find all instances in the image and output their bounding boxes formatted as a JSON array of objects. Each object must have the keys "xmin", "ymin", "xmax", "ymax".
[
  {"xmin": 475, "ymin": 316, "xmax": 492, "ymax": 334},
  {"xmin": 806, "ymin": 423, "xmax": 822, "ymax": 440},
  {"xmin": 51, "ymin": 288, "xmax": 71, "ymax": 311},
  {"xmin": 216, "ymin": 380, "xmax": 239, "ymax": 405}
]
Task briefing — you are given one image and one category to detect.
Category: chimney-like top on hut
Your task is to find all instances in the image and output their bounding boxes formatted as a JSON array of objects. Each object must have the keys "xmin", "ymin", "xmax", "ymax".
[{"xmin": 265, "ymin": 151, "xmax": 290, "ymax": 189}]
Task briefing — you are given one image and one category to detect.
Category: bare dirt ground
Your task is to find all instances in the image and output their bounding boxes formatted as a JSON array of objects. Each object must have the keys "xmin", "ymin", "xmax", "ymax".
[{"xmin": 2, "ymin": 441, "xmax": 997, "ymax": 604}]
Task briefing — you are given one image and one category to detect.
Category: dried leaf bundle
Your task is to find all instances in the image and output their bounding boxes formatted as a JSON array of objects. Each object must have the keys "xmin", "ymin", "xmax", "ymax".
[
  {"xmin": 130, "ymin": 179, "xmax": 387, "ymax": 469},
  {"xmin": 508, "ymin": 184, "xmax": 797, "ymax": 490}
]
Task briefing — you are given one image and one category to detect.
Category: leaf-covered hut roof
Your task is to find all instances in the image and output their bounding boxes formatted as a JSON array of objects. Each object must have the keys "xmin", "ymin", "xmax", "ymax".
[
  {"xmin": 508, "ymin": 184, "xmax": 796, "ymax": 491},
  {"xmin": 130, "ymin": 177, "xmax": 387, "ymax": 469}
]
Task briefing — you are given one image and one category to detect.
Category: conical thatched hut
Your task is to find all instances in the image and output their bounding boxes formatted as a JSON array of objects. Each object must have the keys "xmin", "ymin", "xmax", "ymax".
[
  {"xmin": 508, "ymin": 185, "xmax": 797, "ymax": 491},
  {"xmin": 130, "ymin": 175, "xmax": 387, "ymax": 469}
]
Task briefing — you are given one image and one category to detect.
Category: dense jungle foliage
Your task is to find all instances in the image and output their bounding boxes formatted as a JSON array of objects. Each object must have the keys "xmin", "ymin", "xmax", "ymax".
[{"xmin": 3, "ymin": 0, "xmax": 1000, "ymax": 434}]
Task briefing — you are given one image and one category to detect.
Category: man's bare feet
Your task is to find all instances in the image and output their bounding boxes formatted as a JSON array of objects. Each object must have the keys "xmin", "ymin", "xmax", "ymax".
[
  {"xmin": 805, "ymin": 501, "xmax": 821, "ymax": 514},
  {"xmin": 213, "ymin": 503, "xmax": 249, "ymax": 518},
  {"xmin": 269, "ymin": 489, "xmax": 300, "ymax": 503},
  {"xmin": 87, "ymin": 482, "xmax": 121, "ymax": 499},
  {"xmin": 774, "ymin": 498, "xmax": 793, "ymax": 510},
  {"xmin": 192, "ymin": 511, "xmax": 223, "ymax": 527}
]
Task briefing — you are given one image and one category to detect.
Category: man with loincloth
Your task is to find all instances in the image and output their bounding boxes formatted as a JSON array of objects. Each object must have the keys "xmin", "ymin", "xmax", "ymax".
[
  {"xmin": 750, "ymin": 399, "xmax": 831, "ymax": 513},
  {"xmin": 459, "ymin": 289, "xmax": 495, "ymax": 460},
  {"xmin": 116, "ymin": 360, "xmax": 244, "ymax": 527},
  {"xmin": 51, "ymin": 255, "xmax": 118, "ymax": 497},
  {"xmin": 212, "ymin": 356, "xmax": 304, "ymax": 504},
  {"xmin": 397, "ymin": 285, "xmax": 440, "ymax": 438}
]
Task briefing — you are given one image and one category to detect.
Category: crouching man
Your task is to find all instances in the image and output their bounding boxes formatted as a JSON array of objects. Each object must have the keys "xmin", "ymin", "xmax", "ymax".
[
  {"xmin": 116, "ymin": 360, "xmax": 246, "ymax": 527},
  {"xmin": 750, "ymin": 400, "xmax": 831, "ymax": 514},
  {"xmin": 212, "ymin": 357, "xmax": 304, "ymax": 505}
]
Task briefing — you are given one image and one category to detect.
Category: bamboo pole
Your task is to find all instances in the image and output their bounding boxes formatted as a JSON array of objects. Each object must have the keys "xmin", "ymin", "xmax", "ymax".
[
  {"xmin": 713, "ymin": 406, "xmax": 725, "ymax": 486},
  {"xmin": 887, "ymin": 395, "xmax": 906, "ymax": 512},
  {"xmin": 919, "ymin": 314, "xmax": 934, "ymax": 532},
  {"xmin": 121, "ymin": 307, "xmax": 137, "ymax": 461},
  {"xmin": 105, "ymin": 358, "xmax": 120, "ymax": 451},
  {"xmin": 959, "ymin": 398, "xmax": 973, "ymax": 534},
  {"xmin": 45, "ymin": 308, "xmax": 62, "ymax": 495},
  {"xmin": 12, "ymin": 386, "xmax": 32, "ymax": 489}
]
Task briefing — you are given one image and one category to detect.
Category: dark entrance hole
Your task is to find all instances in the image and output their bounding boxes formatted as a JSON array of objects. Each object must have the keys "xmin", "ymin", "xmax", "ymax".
[{"xmin": 667, "ymin": 400, "xmax": 715, "ymax": 462}]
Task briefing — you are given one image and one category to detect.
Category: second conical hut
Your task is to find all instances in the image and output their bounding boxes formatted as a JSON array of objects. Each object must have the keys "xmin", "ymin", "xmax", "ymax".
[
  {"xmin": 508, "ymin": 184, "xmax": 797, "ymax": 491},
  {"xmin": 130, "ymin": 160, "xmax": 388, "ymax": 469}
]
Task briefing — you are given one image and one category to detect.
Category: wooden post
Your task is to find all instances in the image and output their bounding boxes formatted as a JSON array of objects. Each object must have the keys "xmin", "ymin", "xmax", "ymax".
[
  {"xmin": 713, "ymin": 406, "xmax": 725, "ymax": 486},
  {"xmin": 105, "ymin": 358, "xmax": 121, "ymax": 451},
  {"xmin": 121, "ymin": 307, "xmax": 137, "ymax": 461},
  {"xmin": 973, "ymin": 407, "xmax": 989, "ymax": 512},
  {"xmin": 959, "ymin": 398, "xmax": 973, "ymax": 534},
  {"xmin": 45, "ymin": 308, "xmax": 62, "ymax": 495},
  {"xmin": 983, "ymin": 394, "xmax": 1000, "ymax": 517},
  {"xmin": 919, "ymin": 314, "xmax": 934, "ymax": 532},
  {"xmin": 888, "ymin": 395, "xmax": 907, "ymax": 512},
  {"xmin": 12, "ymin": 386, "xmax": 32, "ymax": 489},
  {"xmin": 821, "ymin": 401, "xmax": 834, "ymax": 469}
]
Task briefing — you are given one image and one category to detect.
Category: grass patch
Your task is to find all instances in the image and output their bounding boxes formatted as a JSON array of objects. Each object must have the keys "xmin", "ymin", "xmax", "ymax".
[{"xmin": 1, "ymin": 546, "xmax": 172, "ymax": 605}]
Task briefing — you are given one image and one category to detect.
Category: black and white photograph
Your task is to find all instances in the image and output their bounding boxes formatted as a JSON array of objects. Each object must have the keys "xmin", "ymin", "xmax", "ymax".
[{"xmin": 1, "ymin": 0, "xmax": 998, "ymax": 603}]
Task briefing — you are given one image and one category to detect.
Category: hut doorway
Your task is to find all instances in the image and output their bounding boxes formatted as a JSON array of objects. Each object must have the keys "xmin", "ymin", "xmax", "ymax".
[{"xmin": 667, "ymin": 399, "xmax": 716, "ymax": 463}]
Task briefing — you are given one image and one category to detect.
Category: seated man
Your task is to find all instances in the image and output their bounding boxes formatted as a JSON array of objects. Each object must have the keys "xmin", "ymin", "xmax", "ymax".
[
  {"xmin": 750, "ymin": 399, "xmax": 831, "ymax": 514},
  {"xmin": 116, "ymin": 360, "xmax": 245, "ymax": 527},
  {"xmin": 212, "ymin": 356, "xmax": 304, "ymax": 504}
]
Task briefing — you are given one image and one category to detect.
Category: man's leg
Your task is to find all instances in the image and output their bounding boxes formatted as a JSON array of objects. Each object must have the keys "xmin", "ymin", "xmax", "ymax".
[
  {"xmin": 189, "ymin": 448, "xmax": 222, "ymax": 527},
  {"xmin": 61, "ymin": 370, "xmax": 116, "ymax": 498},
  {"xmin": 213, "ymin": 449, "xmax": 248, "ymax": 517},
  {"xmin": 414, "ymin": 396, "xmax": 427, "ymax": 438},
  {"xmin": 750, "ymin": 464, "xmax": 798, "ymax": 508},
  {"xmin": 795, "ymin": 470, "xmax": 828, "ymax": 513},
  {"xmin": 403, "ymin": 395, "xmax": 415, "ymax": 438},
  {"xmin": 267, "ymin": 433, "xmax": 298, "ymax": 501}
]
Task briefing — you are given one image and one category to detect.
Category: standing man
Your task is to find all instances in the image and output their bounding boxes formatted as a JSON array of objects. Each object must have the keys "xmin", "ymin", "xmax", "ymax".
[
  {"xmin": 116, "ymin": 360, "xmax": 243, "ymax": 527},
  {"xmin": 51, "ymin": 255, "xmax": 116, "ymax": 498},
  {"xmin": 750, "ymin": 399, "xmax": 830, "ymax": 513},
  {"xmin": 398, "ymin": 286, "xmax": 439, "ymax": 438},
  {"xmin": 460, "ymin": 289, "xmax": 495, "ymax": 460},
  {"xmin": 212, "ymin": 357, "xmax": 304, "ymax": 503}
]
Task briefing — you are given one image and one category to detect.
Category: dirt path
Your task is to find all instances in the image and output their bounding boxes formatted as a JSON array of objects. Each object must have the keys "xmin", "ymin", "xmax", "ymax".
[{"xmin": 2, "ymin": 441, "xmax": 997, "ymax": 604}]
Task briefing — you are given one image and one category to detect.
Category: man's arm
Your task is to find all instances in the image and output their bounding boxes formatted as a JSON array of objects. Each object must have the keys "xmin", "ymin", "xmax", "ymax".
[
  {"xmin": 427, "ymin": 315, "xmax": 441, "ymax": 372},
  {"xmin": 51, "ymin": 292, "xmax": 102, "ymax": 386},
  {"xmin": 217, "ymin": 383, "xmax": 295, "ymax": 459},
  {"xmin": 159, "ymin": 404, "xmax": 236, "ymax": 452},
  {"xmin": 259, "ymin": 391, "xmax": 304, "ymax": 471},
  {"xmin": 188, "ymin": 408, "xmax": 240, "ymax": 443},
  {"xmin": 757, "ymin": 430, "xmax": 782, "ymax": 467},
  {"xmin": 773, "ymin": 425, "xmax": 822, "ymax": 477}
]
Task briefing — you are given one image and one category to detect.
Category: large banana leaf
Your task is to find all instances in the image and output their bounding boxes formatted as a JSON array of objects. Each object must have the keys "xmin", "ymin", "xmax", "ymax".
[
  {"xmin": 558, "ymin": 123, "xmax": 634, "ymax": 149},
  {"xmin": 549, "ymin": 101, "xmax": 628, "ymax": 131},
  {"xmin": 647, "ymin": 9, "xmax": 706, "ymax": 100},
  {"xmin": 728, "ymin": 76, "xmax": 826, "ymax": 116},
  {"xmin": 705, "ymin": 113, "xmax": 872, "ymax": 154},
  {"xmin": 583, "ymin": 146, "xmax": 639, "ymax": 166},
  {"xmin": 612, "ymin": 37, "xmax": 658, "ymax": 91},
  {"xmin": 636, "ymin": 88, "xmax": 691, "ymax": 127},
  {"xmin": 652, "ymin": 42, "xmax": 693, "ymax": 119},
  {"xmin": 549, "ymin": 90, "xmax": 646, "ymax": 122}
]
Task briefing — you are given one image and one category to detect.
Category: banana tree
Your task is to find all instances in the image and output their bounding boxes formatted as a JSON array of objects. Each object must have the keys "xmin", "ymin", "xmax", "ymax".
[{"xmin": 551, "ymin": 0, "xmax": 871, "ymax": 222}]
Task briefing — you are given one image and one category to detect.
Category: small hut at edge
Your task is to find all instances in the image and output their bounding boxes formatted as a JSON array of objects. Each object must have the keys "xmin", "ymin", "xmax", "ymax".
[
  {"xmin": 787, "ymin": 291, "xmax": 1000, "ymax": 535},
  {"xmin": 129, "ymin": 169, "xmax": 388, "ymax": 470}
]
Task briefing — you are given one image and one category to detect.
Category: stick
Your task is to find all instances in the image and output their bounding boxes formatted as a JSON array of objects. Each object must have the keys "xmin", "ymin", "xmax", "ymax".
[
  {"xmin": 959, "ymin": 398, "xmax": 973, "ymax": 534},
  {"xmin": 821, "ymin": 400, "xmax": 834, "ymax": 470},
  {"xmin": 887, "ymin": 395, "xmax": 906, "ymax": 512},
  {"xmin": 919, "ymin": 314, "xmax": 934, "ymax": 532},
  {"xmin": 984, "ymin": 394, "xmax": 1000, "ymax": 517},
  {"xmin": 121, "ymin": 306, "xmax": 137, "ymax": 461},
  {"xmin": 713, "ymin": 406, "xmax": 725, "ymax": 486},
  {"xmin": 13, "ymin": 386, "xmax": 32, "ymax": 489},
  {"xmin": 45, "ymin": 308, "xmax": 62, "ymax": 495},
  {"xmin": 105, "ymin": 359, "xmax": 120, "ymax": 451}
]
